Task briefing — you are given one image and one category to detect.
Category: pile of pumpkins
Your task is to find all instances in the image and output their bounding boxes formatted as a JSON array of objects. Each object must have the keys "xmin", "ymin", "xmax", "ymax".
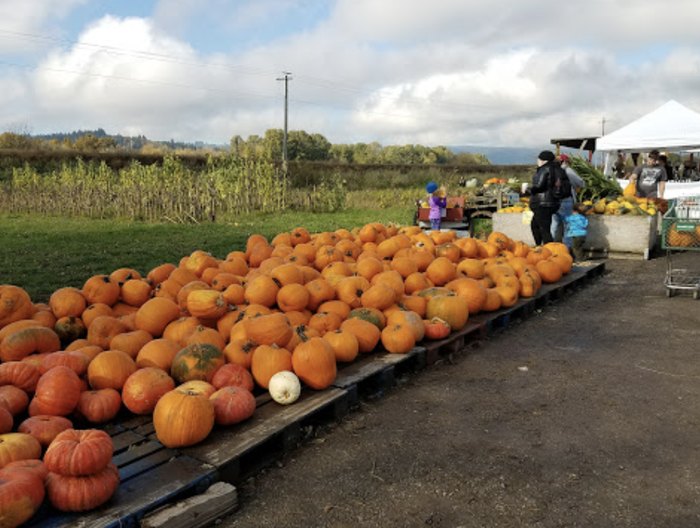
[{"xmin": 0, "ymin": 223, "xmax": 576, "ymax": 522}]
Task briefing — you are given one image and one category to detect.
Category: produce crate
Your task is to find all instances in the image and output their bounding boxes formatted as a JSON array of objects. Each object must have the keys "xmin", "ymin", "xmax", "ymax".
[{"xmin": 661, "ymin": 198, "xmax": 700, "ymax": 250}]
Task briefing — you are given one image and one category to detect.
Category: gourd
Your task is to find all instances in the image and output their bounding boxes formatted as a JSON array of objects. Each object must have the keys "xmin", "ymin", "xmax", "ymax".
[{"xmin": 268, "ymin": 371, "xmax": 301, "ymax": 405}]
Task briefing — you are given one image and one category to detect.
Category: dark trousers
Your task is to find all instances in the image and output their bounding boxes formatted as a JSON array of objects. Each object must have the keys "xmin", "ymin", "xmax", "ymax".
[
  {"xmin": 571, "ymin": 236, "xmax": 586, "ymax": 260},
  {"xmin": 530, "ymin": 205, "xmax": 559, "ymax": 246}
]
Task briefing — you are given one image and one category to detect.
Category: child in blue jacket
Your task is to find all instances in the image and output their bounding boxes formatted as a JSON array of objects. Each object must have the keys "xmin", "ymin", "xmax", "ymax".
[{"xmin": 564, "ymin": 204, "xmax": 589, "ymax": 261}]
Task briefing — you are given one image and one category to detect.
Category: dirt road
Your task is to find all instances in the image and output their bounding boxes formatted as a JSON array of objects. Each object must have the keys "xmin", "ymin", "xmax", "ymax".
[{"xmin": 222, "ymin": 254, "xmax": 700, "ymax": 528}]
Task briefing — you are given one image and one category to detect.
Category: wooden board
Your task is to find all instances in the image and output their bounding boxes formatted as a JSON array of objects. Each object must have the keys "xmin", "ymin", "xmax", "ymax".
[{"xmin": 181, "ymin": 388, "xmax": 349, "ymax": 482}]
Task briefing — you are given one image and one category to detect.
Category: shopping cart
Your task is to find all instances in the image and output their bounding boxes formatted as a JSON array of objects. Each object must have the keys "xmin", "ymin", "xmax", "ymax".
[{"xmin": 660, "ymin": 197, "xmax": 700, "ymax": 299}]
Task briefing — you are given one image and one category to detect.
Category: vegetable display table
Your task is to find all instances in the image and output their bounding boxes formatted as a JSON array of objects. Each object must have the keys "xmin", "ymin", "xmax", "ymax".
[{"xmin": 492, "ymin": 212, "xmax": 659, "ymax": 259}]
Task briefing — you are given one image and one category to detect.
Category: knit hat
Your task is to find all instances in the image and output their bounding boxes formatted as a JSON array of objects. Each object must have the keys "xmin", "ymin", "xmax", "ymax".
[
  {"xmin": 426, "ymin": 181, "xmax": 438, "ymax": 193},
  {"xmin": 538, "ymin": 150, "xmax": 555, "ymax": 162}
]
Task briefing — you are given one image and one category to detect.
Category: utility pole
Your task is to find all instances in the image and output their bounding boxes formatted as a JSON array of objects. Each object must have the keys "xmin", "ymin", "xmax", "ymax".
[
  {"xmin": 601, "ymin": 116, "xmax": 606, "ymax": 136},
  {"xmin": 276, "ymin": 71, "xmax": 292, "ymax": 173}
]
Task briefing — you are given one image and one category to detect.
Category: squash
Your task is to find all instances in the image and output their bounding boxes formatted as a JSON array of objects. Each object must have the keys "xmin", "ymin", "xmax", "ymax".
[
  {"xmin": 44, "ymin": 429, "xmax": 113, "ymax": 476},
  {"xmin": 268, "ymin": 370, "xmax": 301, "ymax": 405},
  {"xmin": 46, "ymin": 463, "xmax": 120, "ymax": 512},
  {"xmin": 121, "ymin": 368, "xmax": 175, "ymax": 415},
  {"xmin": 0, "ymin": 433, "xmax": 42, "ymax": 469},
  {"xmin": 209, "ymin": 386, "xmax": 256, "ymax": 425},
  {"xmin": 17, "ymin": 415, "xmax": 73, "ymax": 448},
  {"xmin": 170, "ymin": 343, "xmax": 225, "ymax": 384},
  {"xmin": 0, "ymin": 465, "xmax": 45, "ymax": 527},
  {"xmin": 153, "ymin": 388, "xmax": 215, "ymax": 448}
]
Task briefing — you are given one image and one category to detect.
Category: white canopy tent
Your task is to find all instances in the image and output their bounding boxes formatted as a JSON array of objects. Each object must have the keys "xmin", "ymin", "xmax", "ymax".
[
  {"xmin": 597, "ymin": 100, "xmax": 700, "ymax": 153},
  {"xmin": 596, "ymin": 100, "xmax": 700, "ymax": 197}
]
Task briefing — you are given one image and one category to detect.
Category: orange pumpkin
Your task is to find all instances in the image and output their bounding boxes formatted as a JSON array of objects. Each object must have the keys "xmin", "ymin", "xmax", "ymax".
[
  {"xmin": 87, "ymin": 350, "xmax": 137, "ymax": 391},
  {"xmin": 49, "ymin": 287, "xmax": 87, "ymax": 319},
  {"xmin": 44, "ymin": 428, "xmax": 113, "ymax": 476},
  {"xmin": 18, "ymin": 415, "xmax": 73, "ymax": 448},
  {"xmin": 211, "ymin": 363, "xmax": 254, "ymax": 392},
  {"xmin": 291, "ymin": 337, "xmax": 336, "ymax": 390},
  {"xmin": 122, "ymin": 367, "xmax": 175, "ymax": 415},
  {"xmin": 75, "ymin": 389, "xmax": 122, "ymax": 424},
  {"xmin": 82, "ymin": 275, "xmax": 120, "ymax": 306},
  {"xmin": 135, "ymin": 338, "xmax": 181, "ymax": 371},
  {"xmin": 186, "ymin": 290, "xmax": 228, "ymax": 320},
  {"xmin": 135, "ymin": 297, "xmax": 181, "ymax": 337},
  {"xmin": 28, "ymin": 366, "xmax": 82, "ymax": 417},
  {"xmin": 323, "ymin": 329, "xmax": 359, "ymax": 363},
  {"xmin": 0, "ymin": 326, "xmax": 61, "ymax": 362},
  {"xmin": 209, "ymin": 386, "xmax": 256, "ymax": 426},
  {"xmin": 153, "ymin": 387, "xmax": 215, "ymax": 448},
  {"xmin": 425, "ymin": 257, "xmax": 457, "ymax": 286},
  {"xmin": 244, "ymin": 312, "xmax": 293, "ymax": 348},
  {"xmin": 425, "ymin": 294, "xmax": 469, "ymax": 331},
  {"xmin": 380, "ymin": 323, "xmax": 416, "ymax": 354},
  {"xmin": 46, "ymin": 462, "xmax": 120, "ymax": 512},
  {"xmin": 250, "ymin": 344, "xmax": 293, "ymax": 389},
  {"xmin": 0, "ymin": 286, "xmax": 35, "ymax": 329},
  {"xmin": 0, "ymin": 362, "xmax": 40, "ymax": 392}
]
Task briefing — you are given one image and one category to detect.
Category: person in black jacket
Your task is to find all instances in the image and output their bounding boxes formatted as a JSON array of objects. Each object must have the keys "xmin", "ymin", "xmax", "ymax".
[{"xmin": 529, "ymin": 150, "xmax": 561, "ymax": 245}]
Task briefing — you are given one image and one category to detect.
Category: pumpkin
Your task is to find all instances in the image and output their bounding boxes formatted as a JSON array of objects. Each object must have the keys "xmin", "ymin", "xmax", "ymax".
[
  {"xmin": 0, "ymin": 385, "xmax": 29, "ymax": 416},
  {"xmin": 147, "ymin": 263, "xmax": 176, "ymax": 285},
  {"xmin": 209, "ymin": 386, "xmax": 256, "ymax": 425},
  {"xmin": 18, "ymin": 415, "xmax": 73, "ymax": 448},
  {"xmin": 386, "ymin": 310, "xmax": 425, "ymax": 342},
  {"xmin": 423, "ymin": 317, "xmax": 452, "ymax": 340},
  {"xmin": 535, "ymin": 260, "xmax": 563, "ymax": 283},
  {"xmin": 0, "ymin": 433, "xmax": 42, "ymax": 469},
  {"xmin": 134, "ymin": 297, "xmax": 181, "ymax": 340},
  {"xmin": 0, "ymin": 465, "xmax": 45, "ymax": 527},
  {"xmin": 120, "ymin": 279, "xmax": 153, "ymax": 307},
  {"xmin": 380, "ymin": 323, "xmax": 416, "ymax": 354},
  {"xmin": 291, "ymin": 337, "xmax": 336, "ymax": 390},
  {"xmin": 81, "ymin": 303, "xmax": 113, "ymax": 328},
  {"xmin": 110, "ymin": 329, "xmax": 153, "ymax": 359},
  {"xmin": 284, "ymin": 325, "xmax": 320, "ymax": 352},
  {"xmin": 268, "ymin": 371, "xmax": 301, "ymax": 405},
  {"xmin": 87, "ymin": 350, "xmax": 137, "ymax": 390},
  {"xmin": 186, "ymin": 325, "xmax": 226, "ymax": 351},
  {"xmin": 425, "ymin": 294, "xmax": 469, "ymax": 331},
  {"xmin": 276, "ymin": 283, "xmax": 310, "ymax": 313},
  {"xmin": 44, "ymin": 429, "xmax": 113, "ymax": 476},
  {"xmin": 446, "ymin": 277, "xmax": 487, "ymax": 315},
  {"xmin": 82, "ymin": 275, "xmax": 120, "ymax": 306},
  {"xmin": 323, "ymin": 329, "xmax": 359, "ymax": 363},
  {"xmin": 49, "ymin": 287, "xmax": 87, "ymax": 319},
  {"xmin": 340, "ymin": 318, "xmax": 381, "ymax": 353},
  {"xmin": 0, "ymin": 362, "xmax": 39, "ymax": 392},
  {"xmin": 46, "ymin": 462, "xmax": 120, "ymax": 512},
  {"xmin": 39, "ymin": 351, "xmax": 89, "ymax": 376},
  {"xmin": 0, "ymin": 326, "xmax": 61, "ymax": 362},
  {"xmin": 211, "ymin": 363, "xmax": 254, "ymax": 392},
  {"xmin": 244, "ymin": 313, "xmax": 293, "ymax": 348},
  {"xmin": 153, "ymin": 388, "xmax": 215, "ymax": 448},
  {"xmin": 250, "ymin": 344, "xmax": 293, "ymax": 389},
  {"xmin": 170, "ymin": 343, "xmax": 225, "ymax": 384},
  {"xmin": 307, "ymin": 311, "xmax": 343, "ymax": 334},
  {"xmin": 186, "ymin": 289, "xmax": 228, "ymax": 320},
  {"xmin": 223, "ymin": 338, "xmax": 257, "ymax": 369},
  {"xmin": 347, "ymin": 307, "xmax": 386, "ymax": 330},
  {"xmin": 54, "ymin": 316, "xmax": 87, "ymax": 343},
  {"xmin": 0, "ymin": 286, "xmax": 35, "ymax": 329},
  {"xmin": 425, "ymin": 257, "xmax": 457, "ymax": 286},
  {"xmin": 29, "ymin": 366, "xmax": 82, "ymax": 417},
  {"xmin": 122, "ymin": 368, "xmax": 175, "ymax": 415},
  {"xmin": 76, "ymin": 389, "xmax": 122, "ymax": 424},
  {"xmin": 176, "ymin": 380, "xmax": 217, "ymax": 398},
  {"xmin": 360, "ymin": 283, "xmax": 396, "ymax": 311},
  {"xmin": 0, "ymin": 407, "xmax": 11, "ymax": 434},
  {"xmin": 86, "ymin": 315, "xmax": 128, "ymax": 350},
  {"xmin": 304, "ymin": 278, "xmax": 336, "ymax": 312}
]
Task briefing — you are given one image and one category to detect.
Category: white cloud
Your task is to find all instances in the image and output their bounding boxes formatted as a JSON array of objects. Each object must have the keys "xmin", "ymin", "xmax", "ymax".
[
  {"xmin": 4, "ymin": 0, "xmax": 700, "ymax": 148},
  {"xmin": 0, "ymin": 0, "xmax": 88, "ymax": 54}
]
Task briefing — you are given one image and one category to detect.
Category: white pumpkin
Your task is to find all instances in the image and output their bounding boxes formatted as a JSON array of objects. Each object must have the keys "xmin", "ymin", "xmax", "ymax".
[{"xmin": 268, "ymin": 370, "xmax": 301, "ymax": 405}]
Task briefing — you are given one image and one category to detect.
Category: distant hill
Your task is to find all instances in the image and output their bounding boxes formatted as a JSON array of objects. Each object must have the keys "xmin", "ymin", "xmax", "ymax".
[{"xmin": 449, "ymin": 145, "xmax": 546, "ymax": 165}]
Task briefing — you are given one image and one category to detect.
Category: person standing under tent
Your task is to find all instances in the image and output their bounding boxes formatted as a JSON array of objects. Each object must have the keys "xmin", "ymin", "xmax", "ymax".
[
  {"xmin": 629, "ymin": 150, "xmax": 667, "ymax": 198},
  {"xmin": 529, "ymin": 150, "xmax": 561, "ymax": 246},
  {"xmin": 551, "ymin": 154, "xmax": 586, "ymax": 250}
]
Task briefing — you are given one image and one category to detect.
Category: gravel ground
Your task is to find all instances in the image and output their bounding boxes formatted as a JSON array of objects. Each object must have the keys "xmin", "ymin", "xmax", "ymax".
[{"xmin": 220, "ymin": 253, "xmax": 700, "ymax": 528}]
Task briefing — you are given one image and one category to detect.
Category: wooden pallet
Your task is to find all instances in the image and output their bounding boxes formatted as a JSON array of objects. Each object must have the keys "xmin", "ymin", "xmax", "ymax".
[{"xmin": 29, "ymin": 260, "xmax": 605, "ymax": 527}]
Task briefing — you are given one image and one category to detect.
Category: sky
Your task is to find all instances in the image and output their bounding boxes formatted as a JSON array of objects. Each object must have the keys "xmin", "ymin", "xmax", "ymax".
[{"xmin": 1, "ymin": 0, "xmax": 700, "ymax": 149}]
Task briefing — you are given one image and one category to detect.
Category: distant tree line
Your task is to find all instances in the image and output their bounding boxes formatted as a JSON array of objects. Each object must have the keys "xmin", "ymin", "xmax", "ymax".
[{"xmin": 0, "ymin": 128, "xmax": 490, "ymax": 165}]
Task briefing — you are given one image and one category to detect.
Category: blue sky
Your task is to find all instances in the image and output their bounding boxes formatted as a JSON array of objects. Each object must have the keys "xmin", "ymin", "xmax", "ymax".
[{"xmin": 1, "ymin": 0, "xmax": 700, "ymax": 147}]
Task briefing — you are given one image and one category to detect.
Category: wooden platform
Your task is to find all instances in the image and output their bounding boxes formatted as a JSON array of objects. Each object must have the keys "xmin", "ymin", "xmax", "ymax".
[{"xmin": 31, "ymin": 261, "xmax": 605, "ymax": 527}]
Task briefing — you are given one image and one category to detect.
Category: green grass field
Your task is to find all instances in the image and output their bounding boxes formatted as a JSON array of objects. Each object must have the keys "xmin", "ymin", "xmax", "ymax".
[{"xmin": 0, "ymin": 209, "xmax": 414, "ymax": 302}]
